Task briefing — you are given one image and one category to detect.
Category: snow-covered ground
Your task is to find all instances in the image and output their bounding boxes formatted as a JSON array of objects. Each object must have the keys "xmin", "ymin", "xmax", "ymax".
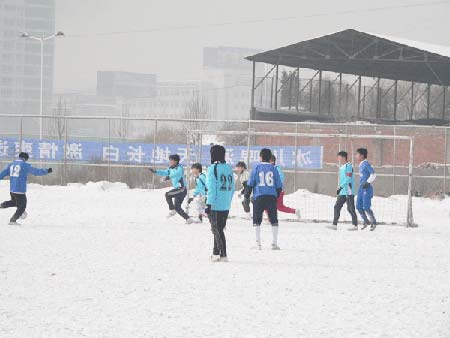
[{"xmin": 1, "ymin": 181, "xmax": 449, "ymax": 338}]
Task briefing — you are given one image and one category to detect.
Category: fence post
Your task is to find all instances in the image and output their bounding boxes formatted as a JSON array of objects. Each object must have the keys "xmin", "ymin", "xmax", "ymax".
[
  {"xmin": 151, "ymin": 120, "xmax": 158, "ymax": 189},
  {"xmin": 294, "ymin": 123, "xmax": 298, "ymax": 192},
  {"xmin": 407, "ymin": 137, "xmax": 415, "ymax": 227},
  {"xmin": 444, "ymin": 128, "xmax": 448, "ymax": 194},
  {"xmin": 246, "ymin": 120, "xmax": 251, "ymax": 168},
  {"xmin": 186, "ymin": 130, "xmax": 191, "ymax": 192},
  {"xmin": 108, "ymin": 118, "xmax": 111, "ymax": 182},
  {"xmin": 63, "ymin": 117, "xmax": 68, "ymax": 186},
  {"xmin": 19, "ymin": 116, "xmax": 23, "ymax": 151},
  {"xmin": 392, "ymin": 125, "xmax": 397, "ymax": 195}
]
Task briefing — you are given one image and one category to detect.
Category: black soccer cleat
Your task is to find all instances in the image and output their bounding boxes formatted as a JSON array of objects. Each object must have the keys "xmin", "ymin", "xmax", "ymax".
[
  {"xmin": 370, "ymin": 223, "xmax": 377, "ymax": 231},
  {"xmin": 361, "ymin": 221, "xmax": 370, "ymax": 230}
]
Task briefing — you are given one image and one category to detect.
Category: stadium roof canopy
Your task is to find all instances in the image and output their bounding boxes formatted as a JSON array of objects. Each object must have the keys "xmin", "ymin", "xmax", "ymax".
[{"xmin": 246, "ymin": 29, "xmax": 450, "ymax": 86}]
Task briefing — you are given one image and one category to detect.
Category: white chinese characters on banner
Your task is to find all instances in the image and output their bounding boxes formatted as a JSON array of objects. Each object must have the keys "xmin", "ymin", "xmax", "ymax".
[
  {"xmin": 0, "ymin": 140, "xmax": 8, "ymax": 157},
  {"xmin": 39, "ymin": 142, "xmax": 58, "ymax": 159},
  {"xmin": 14, "ymin": 141, "xmax": 33, "ymax": 158},
  {"xmin": 152, "ymin": 146, "xmax": 171, "ymax": 164},
  {"xmin": 295, "ymin": 149, "xmax": 313, "ymax": 168},
  {"xmin": 66, "ymin": 143, "xmax": 83, "ymax": 160},
  {"xmin": 103, "ymin": 145, "xmax": 120, "ymax": 162},
  {"xmin": 127, "ymin": 146, "xmax": 145, "ymax": 163}
]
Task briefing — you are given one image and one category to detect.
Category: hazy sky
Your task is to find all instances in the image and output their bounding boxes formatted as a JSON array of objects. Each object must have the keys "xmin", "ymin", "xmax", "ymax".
[{"xmin": 54, "ymin": 0, "xmax": 450, "ymax": 91}]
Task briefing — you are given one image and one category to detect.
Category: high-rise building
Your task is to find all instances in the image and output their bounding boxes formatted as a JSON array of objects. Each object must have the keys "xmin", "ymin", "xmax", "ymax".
[
  {"xmin": 0, "ymin": 0, "xmax": 55, "ymax": 115},
  {"xmin": 202, "ymin": 46, "xmax": 263, "ymax": 120}
]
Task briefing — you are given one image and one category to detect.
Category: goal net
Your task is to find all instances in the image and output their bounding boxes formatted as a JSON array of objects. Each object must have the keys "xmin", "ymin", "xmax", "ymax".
[{"xmin": 186, "ymin": 129, "xmax": 414, "ymax": 227}]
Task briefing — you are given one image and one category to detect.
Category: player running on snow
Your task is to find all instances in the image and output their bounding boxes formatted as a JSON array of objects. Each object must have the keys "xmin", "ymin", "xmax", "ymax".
[
  {"xmin": 269, "ymin": 155, "xmax": 301, "ymax": 220},
  {"xmin": 246, "ymin": 148, "xmax": 283, "ymax": 250},
  {"xmin": 332, "ymin": 151, "xmax": 358, "ymax": 230},
  {"xmin": 355, "ymin": 148, "xmax": 377, "ymax": 231},
  {"xmin": 206, "ymin": 145, "xmax": 234, "ymax": 262},
  {"xmin": 235, "ymin": 161, "xmax": 251, "ymax": 220},
  {"xmin": 0, "ymin": 152, "xmax": 52, "ymax": 225},
  {"xmin": 150, "ymin": 154, "xmax": 193, "ymax": 224},
  {"xmin": 188, "ymin": 163, "xmax": 207, "ymax": 223}
]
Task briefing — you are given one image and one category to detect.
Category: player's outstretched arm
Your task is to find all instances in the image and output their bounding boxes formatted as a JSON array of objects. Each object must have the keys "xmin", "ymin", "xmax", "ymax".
[{"xmin": 29, "ymin": 165, "xmax": 52, "ymax": 176}]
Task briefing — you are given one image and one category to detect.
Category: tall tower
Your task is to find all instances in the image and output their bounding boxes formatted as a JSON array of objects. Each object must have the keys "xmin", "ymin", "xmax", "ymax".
[{"xmin": 0, "ymin": 0, "xmax": 55, "ymax": 115}]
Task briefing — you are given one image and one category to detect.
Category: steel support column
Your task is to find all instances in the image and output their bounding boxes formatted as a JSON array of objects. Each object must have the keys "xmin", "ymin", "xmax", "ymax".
[
  {"xmin": 393, "ymin": 80, "xmax": 398, "ymax": 122},
  {"xmin": 274, "ymin": 65, "xmax": 279, "ymax": 110},
  {"xmin": 318, "ymin": 71, "xmax": 322, "ymax": 114},
  {"xmin": 357, "ymin": 75, "xmax": 362, "ymax": 118}
]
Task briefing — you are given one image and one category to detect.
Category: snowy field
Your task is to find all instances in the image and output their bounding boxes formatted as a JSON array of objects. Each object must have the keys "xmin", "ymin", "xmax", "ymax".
[{"xmin": 1, "ymin": 181, "xmax": 450, "ymax": 338}]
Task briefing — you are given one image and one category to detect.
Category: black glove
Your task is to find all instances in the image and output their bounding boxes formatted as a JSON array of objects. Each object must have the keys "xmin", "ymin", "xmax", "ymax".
[
  {"xmin": 276, "ymin": 188, "xmax": 282, "ymax": 198},
  {"xmin": 362, "ymin": 182, "xmax": 371, "ymax": 189},
  {"xmin": 187, "ymin": 197, "xmax": 193, "ymax": 205},
  {"xmin": 149, "ymin": 168, "xmax": 156, "ymax": 174},
  {"xmin": 164, "ymin": 176, "xmax": 170, "ymax": 181},
  {"xmin": 337, "ymin": 187, "xmax": 342, "ymax": 195},
  {"xmin": 205, "ymin": 205, "xmax": 211, "ymax": 215},
  {"xmin": 47, "ymin": 168, "xmax": 52, "ymax": 173}
]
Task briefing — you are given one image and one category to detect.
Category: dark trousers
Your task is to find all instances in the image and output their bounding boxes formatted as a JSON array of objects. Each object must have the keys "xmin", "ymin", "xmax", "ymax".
[
  {"xmin": 165, "ymin": 188, "xmax": 189, "ymax": 220},
  {"xmin": 1, "ymin": 193, "xmax": 27, "ymax": 222},
  {"xmin": 209, "ymin": 210, "xmax": 229, "ymax": 257},
  {"xmin": 333, "ymin": 195, "xmax": 358, "ymax": 226},
  {"xmin": 253, "ymin": 195, "xmax": 278, "ymax": 226}
]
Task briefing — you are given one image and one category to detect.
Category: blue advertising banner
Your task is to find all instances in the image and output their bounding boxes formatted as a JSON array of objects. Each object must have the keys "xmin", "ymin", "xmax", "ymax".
[{"xmin": 0, "ymin": 137, "xmax": 323, "ymax": 169}]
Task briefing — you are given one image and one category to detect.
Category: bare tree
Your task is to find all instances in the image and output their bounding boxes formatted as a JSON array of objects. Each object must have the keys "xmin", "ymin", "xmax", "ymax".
[{"xmin": 49, "ymin": 96, "xmax": 67, "ymax": 140}]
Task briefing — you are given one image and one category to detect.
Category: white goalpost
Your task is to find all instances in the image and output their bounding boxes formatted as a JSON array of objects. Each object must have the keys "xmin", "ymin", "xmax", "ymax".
[{"xmin": 186, "ymin": 129, "xmax": 415, "ymax": 227}]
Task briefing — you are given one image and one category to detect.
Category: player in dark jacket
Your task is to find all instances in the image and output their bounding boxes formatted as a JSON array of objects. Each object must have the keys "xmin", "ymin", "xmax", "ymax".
[{"xmin": 0, "ymin": 152, "xmax": 52, "ymax": 225}]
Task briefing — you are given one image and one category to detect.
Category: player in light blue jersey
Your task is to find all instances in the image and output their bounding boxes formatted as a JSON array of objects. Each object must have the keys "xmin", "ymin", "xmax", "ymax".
[
  {"xmin": 332, "ymin": 151, "xmax": 358, "ymax": 230},
  {"xmin": 206, "ymin": 145, "xmax": 234, "ymax": 262},
  {"xmin": 149, "ymin": 154, "xmax": 193, "ymax": 224},
  {"xmin": 246, "ymin": 148, "xmax": 283, "ymax": 250},
  {"xmin": 0, "ymin": 152, "xmax": 52, "ymax": 225},
  {"xmin": 356, "ymin": 148, "xmax": 377, "ymax": 231}
]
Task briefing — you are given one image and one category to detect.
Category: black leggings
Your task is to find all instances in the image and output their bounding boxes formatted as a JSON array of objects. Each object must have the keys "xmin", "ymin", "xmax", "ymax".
[
  {"xmin": 333, "ymin": 195, "xmax": 358, "ymax": 226},
  {"xmin": 165, "ymin": 188, "xmax": 189, "ymax": 220},
  {"xmin": 1, "ymin": 193, "xmax": 27, "ymax": 222},
  {"xmin": 209, "ymin": 210, "xmax": 229, "ymax": 257}
]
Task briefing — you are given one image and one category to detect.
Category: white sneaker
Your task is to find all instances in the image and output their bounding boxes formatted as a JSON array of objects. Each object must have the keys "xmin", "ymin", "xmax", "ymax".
[
  {"xmin": 210, "ymin": 255, "xmax": 220, "ymax": 262},
  {"xmin": 185, "ymin": 218, "xmax": 194, "ymax": 224},
  {"xmin": 219, "ymin": 257, "xmax": 228, "ymax": 262},
  {"xmin": 20, "ymin": 212, "xmax": 28, "ymax": 220},
  {"xmin": 192, "ymin": 218, "xmax": 202, "ymax": 223},
  {"xmin": 271, "ymin": 243, "xmax": 281, "ymax": 250},
  {"xmin": 8, "ymin": 221, "xmax": 19, "ymax": 225},
  {"xmin": 295, "ymin": 209, "xmax": 301, "ymax": 220},
  {"xmin": 167, "ymin": 210, "xmax": 176, "ymax": 218},
  {"xmin": 243, "ymin": 212, "xmax": 252, "ymax": 220}
]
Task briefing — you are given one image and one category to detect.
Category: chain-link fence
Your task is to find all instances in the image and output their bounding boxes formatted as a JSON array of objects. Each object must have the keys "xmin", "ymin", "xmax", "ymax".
[{"xmin": 0, "ymin": 115, "xmax": 448, "ymax": 200}]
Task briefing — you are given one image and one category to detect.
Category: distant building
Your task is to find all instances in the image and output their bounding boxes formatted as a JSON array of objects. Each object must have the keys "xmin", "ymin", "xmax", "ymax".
[
  {"xmin": 202, "ymin": 46, "xmax": 264, "ymax": 120},
  {"xmin": 127, "ymin": 80, "xmax": 202, "ymax": 118},
  {"xmin": 97, "ymin": 71, "xmax": 157, "ymax": 98},
  {"xmin": 0, "ymin": 0, "xmax": 55, "ymax": 115}
]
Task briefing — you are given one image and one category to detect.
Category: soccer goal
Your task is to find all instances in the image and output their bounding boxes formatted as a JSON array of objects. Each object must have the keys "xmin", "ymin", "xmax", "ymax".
[{"xmin": 186, "ymin": 129, "xmax": 415, "ymax": 227}]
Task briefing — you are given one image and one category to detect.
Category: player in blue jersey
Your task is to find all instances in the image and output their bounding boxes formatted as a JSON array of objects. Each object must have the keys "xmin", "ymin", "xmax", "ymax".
[
  {"xmin": 187, "ymin": 162, "xmax": 207, "ymax": 223},
  {"xmin": 150, "ymin": 154, "xmax": 193, "ymax": 224},
  {"xmin": 355, "ymin": 148, "xmax": 377, "ymax": 231},
  {"xmin": 206, "ymin": 145, "xmax": 235, "ymax": 262},
  {"xmin": 332, "ymin": 151, "xmax": 358, "ymax": 230},
  {"xmin": 246, "ymin": 148, "xmax": 283, "ymax": 250},
  {"xmin": 0, "ymin": 152, "xmax": 52, "ymax": 225}
]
